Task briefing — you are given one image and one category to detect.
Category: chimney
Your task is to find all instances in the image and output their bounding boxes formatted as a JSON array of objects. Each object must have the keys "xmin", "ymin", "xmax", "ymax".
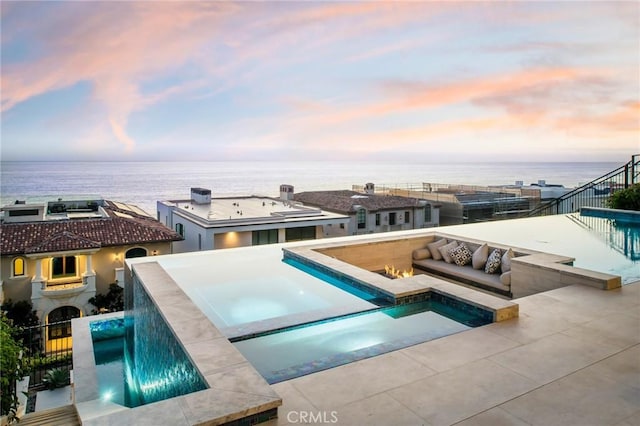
[
  {"xmin": 364, "ymin": 182, "xmax": 375, "ymax": 195},
  {"xmin": 280, "ymin": 184, "xmax": 294, "ymax": 201},
  {"xmin": 191, "ymin": 187, "xmax": 212, "ymax": 205}
]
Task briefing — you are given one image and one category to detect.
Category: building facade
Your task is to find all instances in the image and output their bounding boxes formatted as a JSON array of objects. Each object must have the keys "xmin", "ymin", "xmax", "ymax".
[
  {"xmin": 157, "ymin": 186, "xmax": 350, "ymax": 253},
  {"xmin": 293, "ymin": 183, "xmax": 440, "ymax": 236},
  {"xmin": 0, "ymin": 199, "xmax": 182, "ymax": 330}
]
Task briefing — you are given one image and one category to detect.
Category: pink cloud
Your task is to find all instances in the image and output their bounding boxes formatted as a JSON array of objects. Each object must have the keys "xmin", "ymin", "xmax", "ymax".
[
  {"xmin": 2, "ymin": 2, "xmax": 237, "ymax": 150},
  {"xmin": 280, "ymin": 67, "xmax": 594, "ymax": 132}
]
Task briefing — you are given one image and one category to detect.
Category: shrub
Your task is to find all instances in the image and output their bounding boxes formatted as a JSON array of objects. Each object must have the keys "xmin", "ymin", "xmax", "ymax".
[
  {"xmin": 1, "ymin": 314, "xmax": 27, "ymax": 421},
  {"xmin": 89, "ymin": 283, "xmax": 124, "ymax": 314},
  {"xmin": 606, "ymin": 183, "xmax": 640, "ymax": 211},
  {"xmin": 2, "ymin": 300, "xmax": 41, "ymax": 354},
  {"xmin": 1, "ymin": 300, "xmax": 39, "ymax": 327},
  {"xmin": 42, "ymin": 368, "xmax": 70, "ymax": 390},
  {"xmin": 27, "ymin": 353, "xmax": 73, "ymax": 371}
]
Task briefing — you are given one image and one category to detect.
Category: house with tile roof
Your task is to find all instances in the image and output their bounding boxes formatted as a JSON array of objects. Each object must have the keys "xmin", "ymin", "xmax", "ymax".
[
  {"xmin": 0, "ymin": 198, "xmax": 182, "ymax": 330},
  {"xmin": 292, "ymin": 183, "xmax": 440, "ymax": 236}
]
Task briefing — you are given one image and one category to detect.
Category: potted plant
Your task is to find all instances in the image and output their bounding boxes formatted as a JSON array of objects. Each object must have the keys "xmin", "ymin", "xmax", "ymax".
[{"xmin": 42, "ymin": 368, "xmax": 70, "ymax": 390}]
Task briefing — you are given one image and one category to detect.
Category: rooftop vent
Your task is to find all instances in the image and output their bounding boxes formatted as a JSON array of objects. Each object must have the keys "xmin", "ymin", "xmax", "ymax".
[
  {"xmin": 191, "ymin": 187, "xmax": 212, "ymax": 205},
  {"xmin": 280, "ymin": 184, "xmax": 294, "ymax": 201},
  {"xmin": 364, "ymin": 182, "xmax": 375, "ymax": 195}
]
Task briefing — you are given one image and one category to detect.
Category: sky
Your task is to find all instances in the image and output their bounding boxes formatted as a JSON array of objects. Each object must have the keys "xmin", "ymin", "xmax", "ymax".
[{"xmin": 1, "ymin": 1, "xmax": 638, "ymax": 163}]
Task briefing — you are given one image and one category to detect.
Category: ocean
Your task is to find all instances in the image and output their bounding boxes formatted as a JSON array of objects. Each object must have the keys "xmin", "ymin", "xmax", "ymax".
[{"xmin": 0, "ymin": 161, "xmax": 623, "ymax": 216}]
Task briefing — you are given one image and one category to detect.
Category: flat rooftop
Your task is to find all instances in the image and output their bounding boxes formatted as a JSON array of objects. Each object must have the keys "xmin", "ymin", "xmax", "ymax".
[{"xmin": 160, "ymin": 196, "xmax": 349, "ymax": 227}]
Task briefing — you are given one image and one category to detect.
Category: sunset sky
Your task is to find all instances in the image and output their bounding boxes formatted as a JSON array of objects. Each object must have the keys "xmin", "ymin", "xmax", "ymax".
[{"xmin": 1, "ymin": 1, "xmax": 638, "ymax": 162}]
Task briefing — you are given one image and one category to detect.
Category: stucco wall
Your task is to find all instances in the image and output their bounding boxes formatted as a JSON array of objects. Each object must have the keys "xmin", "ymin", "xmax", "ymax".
[{"xmin": 317, "ymin": 235, "xmax": 436, "ymax": 272}]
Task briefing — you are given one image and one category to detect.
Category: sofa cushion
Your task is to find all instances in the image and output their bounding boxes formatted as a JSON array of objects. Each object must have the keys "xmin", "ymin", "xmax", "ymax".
[
  {"xmin": 412, "ymin": 248, "xmax": 432, "ymax": 260},
  {"xmin": 485, "ymin": 248, "xmax": 502, "ymax": 274},
  {"xmin": 466, "ymin": 241, "xmax": 481, "ymax": 254},
  {"xmin": 439, "ymin": 241, "xmax": 459, "ymax": 263},
  {"xmin": 427, "ymin": 239, "xmax": 448, "ymax": 260},
  {"xmin": 450, "ymin": 244, "xmax": 472, "ymax": 266},
  {"xmin": 500, "ymin": 271, "xmax": 511, "ymax": 285},
  {"xmin": 501, "ymin": 248, "xmax": 515, "ymax": 272},
  {"xmin": 472, "ymin": 243, "xmax": 489, "ymax": 270},
  {"xmin": 412, "ymin": 258, "xmax": 510, "ymax": 293}
]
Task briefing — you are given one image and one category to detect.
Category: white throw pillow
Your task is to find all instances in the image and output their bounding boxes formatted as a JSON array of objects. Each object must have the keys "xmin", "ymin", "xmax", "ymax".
[
  {"xmin": 427, "ymin": 239, "xmax": 447, "ymax": 260},
  {"xmin": 500, "ymin": 271, "xmax": 511, "ymax": 285},
  {"xmin": 438, "ymin": 241, "xmax": 459, "ymax": 263},
  {"xmin": 501, "ymin": 248, "xmax": 515, "ymax": 272},
  {"xmin": 472, "ymin": 243, "xmax": 489, "ymax": 270}
]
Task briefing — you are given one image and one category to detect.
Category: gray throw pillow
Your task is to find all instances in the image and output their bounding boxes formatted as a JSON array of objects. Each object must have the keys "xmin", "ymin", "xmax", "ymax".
[{"xmin": 485, "ymin": 248, "xmax": 502, "ymax": 274}]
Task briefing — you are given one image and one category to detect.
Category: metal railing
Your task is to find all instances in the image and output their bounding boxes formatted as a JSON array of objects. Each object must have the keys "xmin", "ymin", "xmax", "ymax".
[
  {"xmin": 526, "ymin": 154, "xmax": 640, "ymax": 217},
  {"xmin": 17, "ymin": 321, "xmax": 74, "ymax": 389}
]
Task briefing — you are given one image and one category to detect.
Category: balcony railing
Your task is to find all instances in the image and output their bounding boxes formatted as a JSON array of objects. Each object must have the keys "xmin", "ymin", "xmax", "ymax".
[{"xmin": 526, "ymin": 154, "xmax": 639, "ymax": 217}]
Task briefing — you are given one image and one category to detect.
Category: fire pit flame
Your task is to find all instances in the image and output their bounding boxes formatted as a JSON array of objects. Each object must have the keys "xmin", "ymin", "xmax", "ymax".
[{"xmin": 384, "ymin": 265, "xmax": 414, "ymax": 279}]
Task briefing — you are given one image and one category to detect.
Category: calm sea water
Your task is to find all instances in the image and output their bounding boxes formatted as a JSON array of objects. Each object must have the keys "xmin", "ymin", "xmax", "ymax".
[{"xmin": 0, "ymin": 161, "xmax": 621, "ymax": 215}]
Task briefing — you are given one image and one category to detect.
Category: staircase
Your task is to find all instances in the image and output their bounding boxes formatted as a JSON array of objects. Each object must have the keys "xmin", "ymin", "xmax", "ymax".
[
  {"xmin": 526, "ymin": 154, "xmax": 640, "ymax": 217},
  {"xmin": 17, "ymin": 405, "xmax": 80, "ymax": 426}
]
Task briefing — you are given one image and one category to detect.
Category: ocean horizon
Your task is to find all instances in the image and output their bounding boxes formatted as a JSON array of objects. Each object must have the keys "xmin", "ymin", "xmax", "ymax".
[{"xmin": 0, "ymin": 160, "xmax": 625, "ymax": 215}]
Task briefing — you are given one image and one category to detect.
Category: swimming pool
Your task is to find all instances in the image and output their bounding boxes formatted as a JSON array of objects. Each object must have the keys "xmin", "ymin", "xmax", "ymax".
[
  {"xmin": 233, "ymin": 296, "xmax": 491, "ymax": 383},
  {"xmin": 158, "ymin": 247, "xmax": 378, "ymax": 338},
  {"xmin": 92, "ymin": 334, "xmax": 133, "ymax": 407},
  {"xmin": 148, "ymin": 245, "xmax": 497, "ymax": 385},
  {"xmin": 89, "ymin": 278, "xmax": 208, "ymax": 409}
]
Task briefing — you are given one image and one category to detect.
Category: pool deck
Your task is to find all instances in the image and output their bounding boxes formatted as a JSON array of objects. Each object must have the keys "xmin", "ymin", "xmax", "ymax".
[
  {"xmin": 266, "ymin": 280, "xmax": 640, "ymax": 426},
  {"xmin": 68, "ymin": 225, "xmax": 638, "ymax": 426}
]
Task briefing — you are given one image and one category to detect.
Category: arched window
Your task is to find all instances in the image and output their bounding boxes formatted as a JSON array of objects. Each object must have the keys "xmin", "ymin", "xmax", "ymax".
[
  {"xmin": 357, "ymin": 209, "xmax": 367, "ymax": 229},
  {"xmin": 424, "ymin": 205, "xmax": 432, "ymax": 222},
  {"xmin": 12, "ymin": 257, "xmax": 25, "ymax": 277},
  {"xmin": 47, "ymin": 306, "xmax": 80, "ymax": 339},
  {"xmin": 125, "ymin": 247, "xmax": 147, "ymax": 258}
]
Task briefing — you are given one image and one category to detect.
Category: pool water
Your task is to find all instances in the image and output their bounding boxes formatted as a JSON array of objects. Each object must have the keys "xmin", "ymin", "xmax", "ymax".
[
  {"xmin": 152, "ymin": 245, "xmax": 496, "ymax": 384},
  {"xmin": 233, "ymin": 299, "xmax": 490, "ymax": 384},
  {"xmin": 158, "ymin": 247, "xmax": 377, "ymax": 337},
  {"xmin": 93, "ymin": 337, "xmax": 141, "ymax": 407}
]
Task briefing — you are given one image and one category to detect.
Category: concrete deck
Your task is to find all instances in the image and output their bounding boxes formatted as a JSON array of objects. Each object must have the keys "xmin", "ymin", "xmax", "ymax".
[{"xmin": 266, "ymin": 281, "xmax": 640, "ymax": 426}]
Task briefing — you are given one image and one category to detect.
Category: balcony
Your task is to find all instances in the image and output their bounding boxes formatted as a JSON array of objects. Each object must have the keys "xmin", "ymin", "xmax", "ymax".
[{"xmin": 41, "ymin": 282, "xmax": 87, "ymax": 298}]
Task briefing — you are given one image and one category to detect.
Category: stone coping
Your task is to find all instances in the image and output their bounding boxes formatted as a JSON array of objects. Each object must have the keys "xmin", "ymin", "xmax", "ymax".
[
  {"xmin": 283, "ymin": 243, "xmax": 519, "ymax": 323},
  {"xmin": 71, "ymin": 262, "xmax": 282, "ymax": 426},
  {"xmin": 287, "ymin": 229, "xmax": 621, "ymax": 296}
]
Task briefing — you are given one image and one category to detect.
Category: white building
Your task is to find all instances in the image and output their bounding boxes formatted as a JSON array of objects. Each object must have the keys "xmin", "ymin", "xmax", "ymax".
[{"xmin": 157, "ymin": 186, "xmax": 350, "ymax": 253}]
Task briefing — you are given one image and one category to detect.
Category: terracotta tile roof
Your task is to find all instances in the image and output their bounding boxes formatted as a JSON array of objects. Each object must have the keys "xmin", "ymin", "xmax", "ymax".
[
  {"xmin": 293, "ymin": 190, "xmax": 422, "ymax": 214},
  {"xmin": 25, "ymin": 231, "xmax": 101, "ymax": 254},
  {"xmin": 1, "ymin": 201, "xmax": 182, "ymax": 256}
]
